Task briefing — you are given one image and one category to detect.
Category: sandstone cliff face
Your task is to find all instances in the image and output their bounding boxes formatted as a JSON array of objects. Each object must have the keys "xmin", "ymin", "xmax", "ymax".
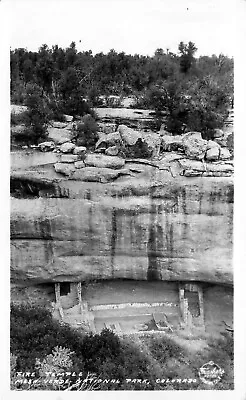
[{"xmin": 11, "ymin": 169, "xmax": 233, "ymax": 285}]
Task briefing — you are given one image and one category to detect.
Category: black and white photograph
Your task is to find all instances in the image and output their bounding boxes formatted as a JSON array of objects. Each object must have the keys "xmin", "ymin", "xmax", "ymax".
[{"xmin": 2, "ymin": 0, "xmax": 246, "ymax": 396}]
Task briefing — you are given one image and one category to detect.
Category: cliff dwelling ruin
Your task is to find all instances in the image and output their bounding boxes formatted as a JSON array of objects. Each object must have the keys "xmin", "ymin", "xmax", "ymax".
[{"xmin": 11, "ymin": 280, "xmax": 232, "ymax": 336}]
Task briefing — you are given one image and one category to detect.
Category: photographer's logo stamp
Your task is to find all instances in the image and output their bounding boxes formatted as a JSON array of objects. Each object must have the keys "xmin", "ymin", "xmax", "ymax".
[{"xmin": 198, "ymin": 361, "xmax": 224, "ymax": 386}]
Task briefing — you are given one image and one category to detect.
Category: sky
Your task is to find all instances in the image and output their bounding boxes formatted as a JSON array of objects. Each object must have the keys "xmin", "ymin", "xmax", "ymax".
[{"xmin": 7, "ymin": 0, "xmax": 240, "ymax": 57}]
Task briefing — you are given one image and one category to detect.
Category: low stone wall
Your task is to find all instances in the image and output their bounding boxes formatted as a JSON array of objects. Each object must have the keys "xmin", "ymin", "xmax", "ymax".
[{"xmin": 90, "ymin": 302, "xmax": 178, "ymax": 311}]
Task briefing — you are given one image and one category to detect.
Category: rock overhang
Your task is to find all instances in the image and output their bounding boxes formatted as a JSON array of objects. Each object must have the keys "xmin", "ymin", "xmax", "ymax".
[{"xmin": 10, "ymin": 169, "xmax": 233, "ymax": 286}]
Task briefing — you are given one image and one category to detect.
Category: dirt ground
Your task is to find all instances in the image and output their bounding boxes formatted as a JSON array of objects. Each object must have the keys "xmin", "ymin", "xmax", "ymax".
[
  {"xmin": 83, "ymin": 280, "xmax": 179, "ymax": 305},
  {"xmin": 11, "ymin": 279, "xmax": 233, "ymax": 355},
  {"xmin": 80, "ymin": 280, "xmax": 233, "ymax": 338}
]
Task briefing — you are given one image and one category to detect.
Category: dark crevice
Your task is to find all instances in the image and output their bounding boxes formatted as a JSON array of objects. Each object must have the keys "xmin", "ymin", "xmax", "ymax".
[
  {"xmin": 147, "ymin": 186, "xmax": 162, "ymax": 280},
  {"xmin": 10, "ymin": 177, "xmax": 69, "ymax": 198},
  {"xmin": 110, "ymin": 208, "xmax": 117, "ymax": 278}
]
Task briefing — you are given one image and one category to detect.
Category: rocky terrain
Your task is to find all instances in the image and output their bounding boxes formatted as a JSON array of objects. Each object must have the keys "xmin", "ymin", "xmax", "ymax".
[
  {"xmin": 11, "ymin": 116, "xmax": 233, "ymax": 283},
  {"xmin": 10, "ymin": 108, "xmax": 233, "ymax": 337}
]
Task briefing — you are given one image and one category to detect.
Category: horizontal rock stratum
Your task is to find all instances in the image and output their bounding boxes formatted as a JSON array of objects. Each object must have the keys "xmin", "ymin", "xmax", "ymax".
[{"xmin": 11, "ymin": 165, "xmax": 233, "ymax": 285}]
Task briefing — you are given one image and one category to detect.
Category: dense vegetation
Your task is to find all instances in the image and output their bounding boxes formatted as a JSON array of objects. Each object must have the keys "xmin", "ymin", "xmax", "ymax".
[
  {"xmin": 11, "ymin": 42, "xmax": 233, "ymax": 141},
  {"xmin": 10, "ymin": 304, "xmax": 234, "ymax": 391}
]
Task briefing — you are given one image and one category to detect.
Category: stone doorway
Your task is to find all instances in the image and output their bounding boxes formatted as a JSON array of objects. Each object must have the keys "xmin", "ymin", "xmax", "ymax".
[
  {"xmin": 184, "ymin": 290, "xmax": 200, "ymax": 318},
  {"xmin": 179, "ymin": 282, "xmax": 205, "ymax": 331},
  {"xmin": 60, "ymin": 282, "xmax": 71, "ymax": 296}
]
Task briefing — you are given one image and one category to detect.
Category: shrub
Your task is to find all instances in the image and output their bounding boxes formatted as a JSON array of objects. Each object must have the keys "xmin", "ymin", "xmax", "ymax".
[
  {"xmin": 48, "ymin": 97, "xmax": 66, "ymax": 122},
  {"xmin": 142, "ymin": 77, "xmax": 230, "ymax": 138},
  {"xmin": 75, "ymin": 114, "xmax": 99, "ymax": 148},
  {"xmin": 35, "ymin": 346, "xmax": 75, "ymax": 376},
  {"xmin": 130, "ymin": 94, "xmax": 149, "ymax": 109},
  {"xmin": 10, "ymin": 305, "xmax": 122, "ymax": 376},
  {"xmin": 11, "ymin": 81, "xmax": 27, "ymax": 105},
  {"xmin": 33, "ymin": 346, "xmax": 76, "ymax": 390},
  {"xmin": 183, "ymin": 77, "xmax": 231, "ymax": 139},
  {"xmin": 10, "ymin": 303, "xmax": 84, "ymax": 371},
  {"xmin": 87, "ymin": 87, "xmax": 104, "ymax": 107},
  {"xmin": 80, "ymin": 328, "xmax": 122, "ymax": 373},
  {"xmin": 62, "ymin": 96, "xmax": 90, "ymax": 118},
  {"xmin": 11, "ymin": 112, "xmax": 28, "ymax": 126},
  {"xmin": 10, "ymin": 353, "xmax": 17, "ymax": 376},
  {"xmin": 142, "ymin": 335, "xmax": 183, "ymax": 364},
  {"xmin": 10, "ymin": 303, "xmax": 234, "ymax": 391},
  {"xmin": 104, "ymin": 96, "xmax": 122, "ymax": 108},
  {"xmin": 11, "ymin": 345, "xmax": 78, "ymax": 391},
  {"xmin": 23, "ymin": 83, "xmax": 52, "ymax": 143},
  {"xmin": 206, "ymin": 332, "xmax": 234, "ymax": 364}
]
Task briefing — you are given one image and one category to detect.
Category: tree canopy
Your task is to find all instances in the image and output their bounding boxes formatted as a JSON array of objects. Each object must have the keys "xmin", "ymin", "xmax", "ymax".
[{"xmin": 10, "ymin": 41, "xmax": 233, "ymax": 137}]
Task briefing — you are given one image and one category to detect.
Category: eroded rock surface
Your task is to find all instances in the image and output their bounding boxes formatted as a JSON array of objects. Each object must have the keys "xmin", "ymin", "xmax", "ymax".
[
  {"xmin": 38, "ymin": 141, "xmax": 55, "ymax": 152},
  {"xmin": 11, "ymin": 161, "xmax": 233, "ymax": 286},
  {"xmin": 84, "ymin": 154, "xmax": 125, "ymax": 169},
  {"xmin": 95, "ymin": 125, "xmax": 160, "ymax": 158},
  {"xmin": 59, "ymin": 142, "xmax": 76, "ymax": 154},
  {"xmin": 71, "ymin": 166, "xmax": 132, "ymax": 182},
  {"xmin": 47, "ymin": 127, "xmax": 74, "ymax": 145},
  {"xmin": 54, "ymin": 162, "xmax": 76, "ymax": 177}
]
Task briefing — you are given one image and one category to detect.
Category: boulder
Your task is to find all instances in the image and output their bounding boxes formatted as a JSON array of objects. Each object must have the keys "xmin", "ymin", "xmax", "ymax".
[
  {"xmin": 179, "ymin": 158, "xmax": 234, "ymax": 176},
  {"xmin": 105, "ymin": 146, "xmax": 119, "ymax": 156},
  {"xmin": 213, "ymin": 129, "xmax": 224, "ymax": 138},
  {"xmin": 98, "ymin": 122, "xmax": 117, "ymax": 134},
  {"xmin": 64, "ymin": 115, "xmax": 73, "ymax": 122},
  {"xmin": 205, "ymin": 141, "xmax": 220, "ymax": 161},
  {"xmin": 94, "ymin": 147, "xmax": 106, "ymax": 154},
  {"xmin": 96, "ymin": 131, "xmax": 106, "ymax": 140},
  {"xmin": 213, "ymin": 137, "xmax": 226, "ymax": 147},
  {"xmin": 74, "ymin": 161, "xmax": 85, "ymax": 169},
  {"xmin": 11, "ymin": 124, "xmax": 26, "ymax": 135},
  {"xmin": 205, "ymin": 147, "xmax": 220, "ymax": 161},
  {"xmin": 206, "ymin": 163, "xmax": 234, "ymax": 173},
  {"xmin": 60, "ymin": 142, "xmax": 76, "ymax": 154},
  {"xmin": 226, "ymin": 133, "xmax": 234, "ymax": 154},
  {"xmin": 72, "ymin": 167, "xmax": 131, "ymax": 183},
  {"xmin": 84, "ymin": 154, "xmax": 125, "ymax": 169},
  {"xmin": 159, "ymin": 152, "xmax": 184, "ymax": 163},
  {"xmin": 52, "ymin": 121, "xmax": 69, "ymax": 129},
  {"xmin": 73, "ymin": 146, "xmax": 87, "ymax": 156},
  {"xmin": 182, "ymin": 131, "xmax": 202, "ymax": 140},
  {"xmin": 207, "ymin": 140, "xmax": 221, "ymax": 150},
  {"xmin": 214, "ymin": 132, "xmax": 234, "ymax": 153},
  {"xmin": 220, "ymin": 148, "xmax": 231, "ymax": 160},
  {"xmin": 11, "ymin": 105, "xmax": 28, "ymax": 115},
  {"xmin": 118, "ymin": 124, "xmax": 141, "ymax": 146},
  {"xmin": 161, "ymin": 135, "xmax": 183, "ymax": 152},
  {"xmin": 95, "ymin": 127, "xmax": 160, "ymax": 158},
  {"xmin": 179, "ymin": 159, "xmax": 206, "ymax": 173},
  {"xmin": 95, "ymin": 132, "xmax": 122, "ymax": 150},
  {"xmin": 47, "ymin": 127, "xmax": 73, "ymax": 145},
  {"xmin": 118, "ymin": 125, "xmax": 160, "ymax": 158},
  {"xmin": 124, "ymin": 136, "xmax": 155, "ymax": 159},
  {"xmin": 182, "ymin": 132, "xmax": 208, "ymax": 160},
  {"xmin": 159, "ymin": 129, "xmax": 170, "ymax": 137},
  {"xmin": 183, "ymin": 170, "xmax": 232, "ymax": 177},
  {"xmin": 203, "ymin": 171, "xmax": 233, "ymax": 177},
  {"xmin": 60, "ymin": 154, "xmax": 79, "ymax": 163},
  {"xmin": 38, "ymin": 141, "xmax": 55, "ymax": 152},
  {"xmin": 141, "ymin": 132, "xmax": 161, "ymax": 157},
  {"xmin": 54, "ymin": 163, "xmax": 75, "ymax": 177},
  {"xmin": 183, "ymin": 170, "xmax": 203, "ymax": 177}
]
